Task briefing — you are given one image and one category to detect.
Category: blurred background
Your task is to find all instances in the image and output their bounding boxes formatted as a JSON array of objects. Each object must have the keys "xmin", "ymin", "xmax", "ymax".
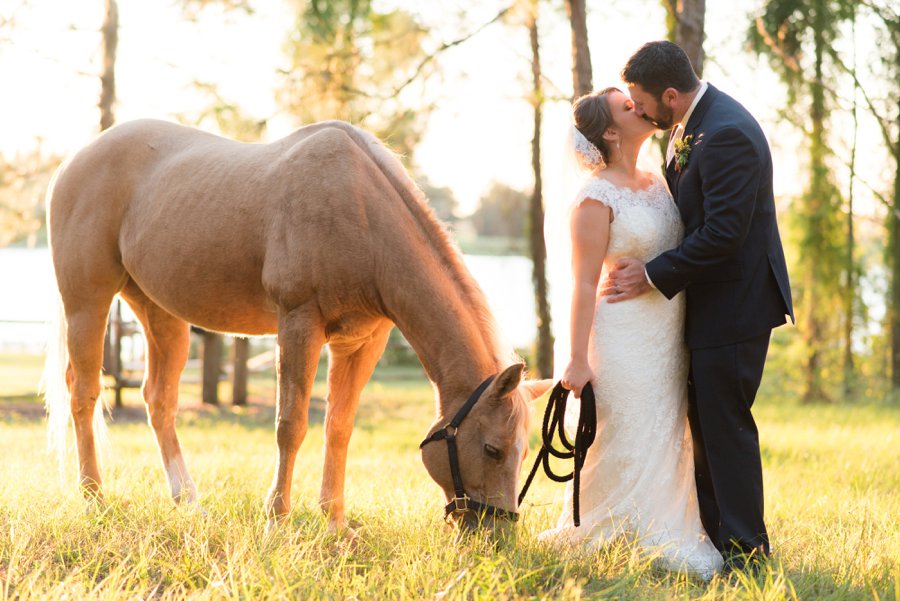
[{"xmin": 1, "ymin": 0, "xmax": 898, "ymax": 407}]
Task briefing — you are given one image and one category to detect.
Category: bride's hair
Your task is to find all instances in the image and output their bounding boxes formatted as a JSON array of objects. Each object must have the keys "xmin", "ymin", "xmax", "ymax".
[{"xmin": 572, "ymin": 87, "xmax": 621, "ymax": 165}]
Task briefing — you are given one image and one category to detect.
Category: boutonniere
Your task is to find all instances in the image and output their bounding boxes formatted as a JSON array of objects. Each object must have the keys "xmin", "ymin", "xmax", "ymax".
[{"xmin": 674, "ymin": 134, "xmax": 693, "ymax": 172}]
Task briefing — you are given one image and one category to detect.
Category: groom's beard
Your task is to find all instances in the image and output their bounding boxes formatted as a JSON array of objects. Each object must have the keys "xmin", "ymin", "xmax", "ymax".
[{"xmin": 643, "ymin": 105, "xmax": 675, "ymax": 130}]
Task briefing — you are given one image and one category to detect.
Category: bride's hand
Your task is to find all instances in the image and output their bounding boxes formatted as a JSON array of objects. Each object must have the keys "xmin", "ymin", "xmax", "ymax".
[{"xmin": 561, "ymin": 360, "xmax": 594, "ymax": 399}]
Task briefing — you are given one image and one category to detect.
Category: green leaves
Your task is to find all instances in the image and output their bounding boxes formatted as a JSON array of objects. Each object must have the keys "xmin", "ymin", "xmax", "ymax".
[{"xmin": 277, "ymin": 1, "xmax": 433, "ymax": 161}]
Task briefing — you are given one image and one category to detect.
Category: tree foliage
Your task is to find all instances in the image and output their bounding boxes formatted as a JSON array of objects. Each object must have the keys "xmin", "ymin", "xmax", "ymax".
[
  {"xmin": 470, "ymin": 182, "xmax": 529, "ymax": 239},
  {"xmin": 0, "ymin": 149, "xmax": 59, "ymax": 247},
  {"xmin": 749, "ymin": 0, "xmax": 856, "ymax": 402},
  {"xmin": 416, "ymin": 175, "xmax": 458, "ymax": 224},
  {"xmin": 277, "ymin": 0, "xmax": 432, "ymax": 160}
]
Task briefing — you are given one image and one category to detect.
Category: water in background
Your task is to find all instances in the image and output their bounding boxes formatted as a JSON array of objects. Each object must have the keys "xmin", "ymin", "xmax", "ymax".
[
  {"xmin": 0, "ymin": 247, "xmax": 57, "ymax": 353},
  {"xmin": 0, "ymin": 248, "xmax": 538, "ymax": 353}
]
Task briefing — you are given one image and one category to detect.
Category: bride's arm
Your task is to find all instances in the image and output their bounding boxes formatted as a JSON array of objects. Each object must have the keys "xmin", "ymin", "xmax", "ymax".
[{"xmin": 562, "ymin": 198, "xmax": 611, "ymax": 398}]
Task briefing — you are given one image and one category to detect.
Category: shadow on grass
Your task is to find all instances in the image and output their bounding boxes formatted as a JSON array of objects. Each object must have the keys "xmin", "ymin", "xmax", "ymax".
[{"xmin": 0, "ymin": 386, "xmax": 430, "ymax": 433}]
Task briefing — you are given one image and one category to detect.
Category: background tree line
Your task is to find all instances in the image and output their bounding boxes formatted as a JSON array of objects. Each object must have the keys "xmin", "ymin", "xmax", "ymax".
[{"xmin": 1, "ymin": 0, "xmax": 899, "ymax": 403}]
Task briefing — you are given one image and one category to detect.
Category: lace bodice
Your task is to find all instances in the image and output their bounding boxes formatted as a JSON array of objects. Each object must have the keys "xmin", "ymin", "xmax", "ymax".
[{"xmin": 575, "ymin": 175, "xmax": 683, "ymax": 264}]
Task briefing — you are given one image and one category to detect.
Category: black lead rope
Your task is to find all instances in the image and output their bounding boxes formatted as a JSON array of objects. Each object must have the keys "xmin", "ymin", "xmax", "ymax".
[{"xmin": 518, "ymin": 382, "xmax": 597, "ymax": 527}]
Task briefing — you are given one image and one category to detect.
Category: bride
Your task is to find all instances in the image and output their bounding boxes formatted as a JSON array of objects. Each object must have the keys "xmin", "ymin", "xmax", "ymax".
[{"xmin": 538, "ymin": 87, "xmax": 723, "ymax": 579}]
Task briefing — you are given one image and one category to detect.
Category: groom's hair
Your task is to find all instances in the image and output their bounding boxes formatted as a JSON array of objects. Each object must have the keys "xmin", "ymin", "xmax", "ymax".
[{"xmin": 622, "ymin": 41, "xmax": 700, "ymax": 99}]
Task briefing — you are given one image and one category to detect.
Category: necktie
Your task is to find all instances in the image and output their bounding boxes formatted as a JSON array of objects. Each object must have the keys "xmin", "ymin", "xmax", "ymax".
[{"xmin": 666, "ymin": 124, "xmax": 683, "ymax": 166}]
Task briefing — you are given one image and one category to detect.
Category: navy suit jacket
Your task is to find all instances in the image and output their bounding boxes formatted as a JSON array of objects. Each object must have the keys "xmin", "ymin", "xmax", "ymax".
[{"xmin": 646, "ymin": 84, "xmax": 794, "ymax": 349}]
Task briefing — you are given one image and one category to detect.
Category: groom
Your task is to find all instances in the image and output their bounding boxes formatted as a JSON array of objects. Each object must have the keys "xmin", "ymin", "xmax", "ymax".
[{"xmin": 604, "ymin": 41, "xmax": 794, "ymax": 570}]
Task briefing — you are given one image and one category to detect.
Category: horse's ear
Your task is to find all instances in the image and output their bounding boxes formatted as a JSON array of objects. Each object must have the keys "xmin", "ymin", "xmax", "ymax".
[
  {"xmin": 492, "ymin": 363, "xmax": 525, "ymax": 398},
  {"xmin": 520, "ymin": 378, "xmax": 553, "ymax": 401}
]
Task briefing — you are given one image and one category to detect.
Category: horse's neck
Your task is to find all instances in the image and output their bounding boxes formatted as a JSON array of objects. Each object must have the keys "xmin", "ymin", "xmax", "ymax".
[{"xmin": 383, "ymin": 251, "xmax": 503, "ymax": 415}]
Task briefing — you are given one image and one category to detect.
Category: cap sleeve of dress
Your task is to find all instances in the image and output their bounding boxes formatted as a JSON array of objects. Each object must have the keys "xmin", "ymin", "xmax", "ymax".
[{"xmin": 574, "ymin": 177, "xmax": 619, "ymax": 214}]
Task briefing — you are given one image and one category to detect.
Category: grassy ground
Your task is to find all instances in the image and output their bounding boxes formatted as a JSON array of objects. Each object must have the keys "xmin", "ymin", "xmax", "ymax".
[{"xmin": 0, "ymin": 352, "xmax": 898, "ymax": 599}]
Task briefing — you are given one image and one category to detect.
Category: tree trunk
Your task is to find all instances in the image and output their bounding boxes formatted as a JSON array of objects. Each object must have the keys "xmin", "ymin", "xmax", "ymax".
[
  {"xmin": 669, "ymin": 0, "xmax": 706, "ymax": 77},
  {"xmin": 891, "ymin": 88, "xmax": 900, "ymax": 391},
  {"xmin": 202, "ymin": 331, "xmax": 223, "ymax": 405},
  {"xmin": 99, "ymin": 0, "xmax": 118, "ymax": 131},
  {"xmin": 843, "ymin": 17, "xmax": 858, "ymax": 397},
  {"xmin": 233, "ymin": 337, "xmax": 249, "ymax": 406},
  {"xmin": 565, "ymin": 0, "xmax": 592, "ymax": 97},
  {"xmin": 528, "ymin": 1, "xmax": 553, "ymax": 378},
  {"xmin": 662, "ymin": 0, "xmax": 704, "ymax": 159},
  {"xmin": 801, "ymin": 2, "xmax": 832, "ymax": 403},
  {"xmin": 100, "ymin": 0, "xmax": 120, "ymax": 404}
]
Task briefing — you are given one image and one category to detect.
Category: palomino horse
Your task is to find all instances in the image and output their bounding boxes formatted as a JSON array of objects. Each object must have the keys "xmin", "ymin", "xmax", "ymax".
[{"xmin": 44, "ymin": 119, "xmax": 552, "ymax": 531}]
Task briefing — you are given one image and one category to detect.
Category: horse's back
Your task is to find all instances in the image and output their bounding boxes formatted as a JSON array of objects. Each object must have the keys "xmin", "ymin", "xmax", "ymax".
[{"xmin": 47, "ymin": 119, "xmax": 397, "ymax": 335}]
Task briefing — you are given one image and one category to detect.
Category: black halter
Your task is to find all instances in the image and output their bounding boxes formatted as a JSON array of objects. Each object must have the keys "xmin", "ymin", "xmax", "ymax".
[{"xmin": 419, "ymin": 374, "xmax": 519, "ymax": 523}]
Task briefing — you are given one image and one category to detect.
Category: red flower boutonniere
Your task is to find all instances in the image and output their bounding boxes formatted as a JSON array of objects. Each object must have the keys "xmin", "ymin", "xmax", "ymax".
[{"xmin": 674, "ymin": 134, "xmax": 693, "ymax": 172}]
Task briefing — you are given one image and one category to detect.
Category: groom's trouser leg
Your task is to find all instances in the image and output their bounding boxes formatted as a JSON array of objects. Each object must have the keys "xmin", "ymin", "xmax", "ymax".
[
  {"xmin": 690, "ymin": 331, "xmax": 771, "ymax": 558},
  {"xmin": 686, "ymin": 372, "xmax": 722, "ymax": 550}
]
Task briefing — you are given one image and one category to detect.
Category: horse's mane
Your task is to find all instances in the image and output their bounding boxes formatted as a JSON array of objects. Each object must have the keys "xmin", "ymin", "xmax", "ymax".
[{"xmin": 337, "ymin": 122, "xmax": 514, "ymax": 370}]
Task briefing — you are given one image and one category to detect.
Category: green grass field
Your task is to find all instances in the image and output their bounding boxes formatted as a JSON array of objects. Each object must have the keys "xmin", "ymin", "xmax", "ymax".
[{"xmin": 0, "ymin": 352, "xmax": 898, "ymax": 600}]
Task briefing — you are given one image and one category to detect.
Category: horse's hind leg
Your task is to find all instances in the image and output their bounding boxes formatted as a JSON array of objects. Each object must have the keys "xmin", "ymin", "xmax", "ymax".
[
  {"xmin": 66, "ymin": 302, "xmax": 116, "ymax": 499},
  {"xmin": 319, "ymin": 320, "xmax": 393, "ymax": 532},
  {"xmin": 120, "ymin": 280, "xmax": 197, "ymax": 504}
]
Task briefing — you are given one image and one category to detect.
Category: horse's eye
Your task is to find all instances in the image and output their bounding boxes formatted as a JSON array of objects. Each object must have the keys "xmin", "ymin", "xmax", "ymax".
[{"xmin": 484, "ymin": 444, "xmax": 502, "ymax": 460}]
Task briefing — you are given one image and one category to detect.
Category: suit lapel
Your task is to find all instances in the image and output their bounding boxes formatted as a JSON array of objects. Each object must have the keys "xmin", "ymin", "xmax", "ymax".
[
  {"xmin": 672, "ymin": 84, "xmax": 720, "ymax": 197},
  {"xmin": 683, "ymin": 83, "xmax": 718, "ymax": 136}
]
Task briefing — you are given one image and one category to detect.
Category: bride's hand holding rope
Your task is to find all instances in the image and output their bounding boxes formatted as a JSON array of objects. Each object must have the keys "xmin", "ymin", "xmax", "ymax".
[{"xmin": 561, "ymin": 359, "xmax": 594, "ymax": 399}]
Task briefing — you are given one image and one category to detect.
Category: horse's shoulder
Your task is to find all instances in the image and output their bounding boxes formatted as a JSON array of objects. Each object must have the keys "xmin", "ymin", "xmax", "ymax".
[
  {"xmin": 285, "ymin": 121, "xmax": 358, "ymax": 150},
  {"xmin": 278, "ymin": 122, "xmax": 367, "ymax": 170}
]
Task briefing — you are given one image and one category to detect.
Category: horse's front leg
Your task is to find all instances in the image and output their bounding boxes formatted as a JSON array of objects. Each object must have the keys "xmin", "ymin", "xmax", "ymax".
[
  {"xmin": 264, "ymin": 304, "xmax": 325, "ymax": 529},
  {"xmin": 320, "ymin": 321, "xmax": 393, "ymax": 532}
]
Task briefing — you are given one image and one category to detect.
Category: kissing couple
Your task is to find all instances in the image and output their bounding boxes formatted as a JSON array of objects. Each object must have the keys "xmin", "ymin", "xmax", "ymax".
[{"xmin": 537, "ymin": 40, "xmax": 794, "ymax": 580}]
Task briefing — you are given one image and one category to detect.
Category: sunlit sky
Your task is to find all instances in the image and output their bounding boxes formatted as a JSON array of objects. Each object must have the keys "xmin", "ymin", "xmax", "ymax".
[{"xmin": 0, "ymin": 0, "xmax": 891, "ymax": 218}]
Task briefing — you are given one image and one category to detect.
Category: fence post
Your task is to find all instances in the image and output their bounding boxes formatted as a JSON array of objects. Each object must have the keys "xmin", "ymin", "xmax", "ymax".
[
  {"xmin": 233, "ymin": 337, "xmax": 248, "ymax": 406},
  {"xmin": 202, "ymin": 331, "xmax": 222, "ymax": 405}
]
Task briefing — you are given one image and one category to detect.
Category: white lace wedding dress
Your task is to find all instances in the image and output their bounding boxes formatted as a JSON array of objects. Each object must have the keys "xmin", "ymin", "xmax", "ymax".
[{"xmin": 539, "ymin": 174, "xmax": 723, "ymax": 579}]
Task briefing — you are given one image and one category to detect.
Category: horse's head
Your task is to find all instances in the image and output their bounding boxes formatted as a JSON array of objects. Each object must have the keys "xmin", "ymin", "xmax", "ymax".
[{"xmin": 420, "ymin": 363, "xmax": 553, "ymax": 530}]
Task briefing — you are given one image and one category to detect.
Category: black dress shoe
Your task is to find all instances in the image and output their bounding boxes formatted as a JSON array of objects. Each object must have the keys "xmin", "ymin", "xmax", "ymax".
[{"xmin": 723, "ymin": 552, "xmax": 766, "ymax": 577}]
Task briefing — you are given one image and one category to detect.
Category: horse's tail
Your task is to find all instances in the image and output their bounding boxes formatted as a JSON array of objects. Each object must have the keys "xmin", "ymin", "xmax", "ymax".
[
  {"xmin": 41, "ymin": 270, "xmax": 110, "ymax": 475},
  {"xmin": 41, "ymin": 290, "xmax": 72, "ymax": 473}
]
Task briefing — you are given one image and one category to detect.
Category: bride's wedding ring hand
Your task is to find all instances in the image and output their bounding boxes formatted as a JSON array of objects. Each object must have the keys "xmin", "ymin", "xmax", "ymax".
[{"xmin": 602, "ymin": 257, "xmax": 652, "ymax": 303}]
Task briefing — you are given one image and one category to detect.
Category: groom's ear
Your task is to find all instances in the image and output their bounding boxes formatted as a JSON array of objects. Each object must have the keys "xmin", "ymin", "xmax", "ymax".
[{"xmin": 661, "ymin": 87, "xmax": 679, "ymax": 107}]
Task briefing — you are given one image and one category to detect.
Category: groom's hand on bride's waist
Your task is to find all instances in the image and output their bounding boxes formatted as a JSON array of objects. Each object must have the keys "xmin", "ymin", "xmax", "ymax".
[{"xmin": 602, "ymin": 257, "xmax": 653, "ymax": 303}]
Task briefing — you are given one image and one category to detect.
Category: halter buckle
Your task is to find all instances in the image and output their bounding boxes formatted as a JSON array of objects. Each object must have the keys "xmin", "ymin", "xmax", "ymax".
[
  {"xmin": 443, "ymin": 425, "xmax": 458, "ymax": 439},
  {"xmin": 451, "ymin": 495, "xmax": 470, "ymax": 513}
]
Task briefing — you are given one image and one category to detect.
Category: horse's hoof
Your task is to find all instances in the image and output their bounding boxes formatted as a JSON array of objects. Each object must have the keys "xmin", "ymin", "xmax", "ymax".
[
  {"xmin": 180, "ymin": 501, "xmax": 208, "ymax": 517},
  {"xmin": 173, "ymin": 489, "xmax": 200, "ymax": 506},
  {"xmin": 83, "ymin": 492, "xmax": 109, "ymax": 512},
  {"xmin": 327, "ymin": 519, "xmax": 360, "ymax": 546},
  {"xmin": 81, "ymin": 486, "xmax": 106, "ymax": 506},
  {"xmin": 343, "ymin": 525, "xmax": 360, "ymax": 545},
  {"xmin": 264, "ymin": 516, "xmax": 282, "ymax": 538}
]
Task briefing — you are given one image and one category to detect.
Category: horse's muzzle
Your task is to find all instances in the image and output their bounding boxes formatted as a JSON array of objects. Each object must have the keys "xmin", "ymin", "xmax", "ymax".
[
  {"xmin": 452, "ymin": 507, "xmax": 515, "ymax": 537},
  {"xmin": 445, "ymin": 494, "xmax": 518, "ymax": 533}
]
